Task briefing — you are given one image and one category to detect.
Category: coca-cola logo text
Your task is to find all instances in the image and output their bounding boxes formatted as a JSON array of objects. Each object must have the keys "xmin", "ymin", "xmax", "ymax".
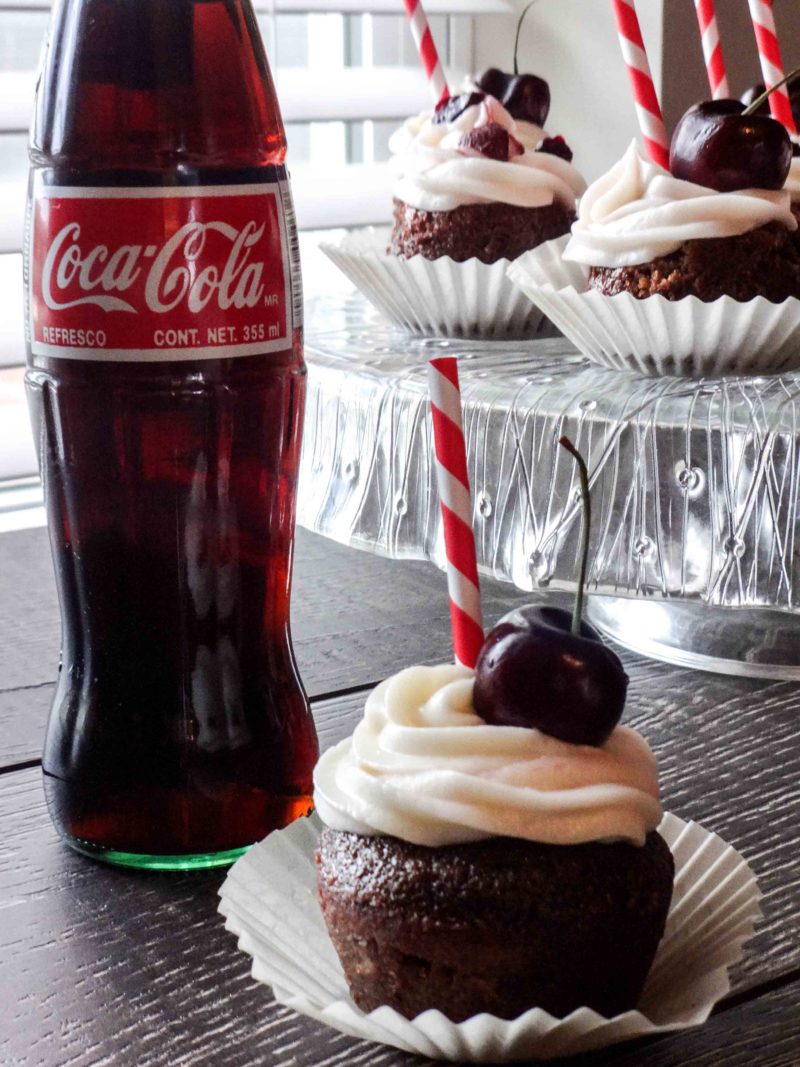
[
  {"xmin": 30, "ymin": 184, "xmax": 293, "ymax": 361},
  {"xmin": 42, "ymin": 220, "xmax": 267, "ymax": 315}
]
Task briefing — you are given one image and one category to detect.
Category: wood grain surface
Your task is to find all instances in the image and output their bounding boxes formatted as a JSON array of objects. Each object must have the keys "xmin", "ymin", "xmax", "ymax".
[
  {"xmin": 2, "ymin": 758, "xmax": 799, "ymax": 1067},
  {"xmin": 0, "ymin": 767, "xmax": 407, "ymax": 1067},
  {"xmin": 0, "ymin": 525, "xmax": 523, "ymax": 767},
  {"xmin": 2, "ymin": 528, "xmax": 799, "ymax": 1065},
  {"xmin": 2, "ymin": 751, "xmax": 799, "ymax": 1066},
  {"xmin": 621, "ymin": 661, "xmax": 800, "ymax": 993}
]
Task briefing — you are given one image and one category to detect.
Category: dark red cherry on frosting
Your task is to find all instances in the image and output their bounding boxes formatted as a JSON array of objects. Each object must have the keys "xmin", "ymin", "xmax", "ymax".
[
  {"xmin": 474, "ymin": 68, "xmax": 550, "ymax": 127},
  {"xmin": 669, "ymin": 99, "xmax": 792, "ymax": 192},
  {"xmin": 741, "ymin": 83, "xmax": 800, "ymax": 154},
  {"xmin": 474, "ymin": 67, "xmax": 511, "ymax": 101},
  {"xmin": 473, "ymin": 605, "xmax": 628, "ymax": 746},
  {"xmin": 741, "ymin": 81, "xmax": 800, "ymax": 126},
  {"xmin": 740, "ymin": 83, "xmax": 767, "ymax": 112},
  {"xmin": 537, "ymin": 135, "xmax": 573, "ymax": 162},
  {"xmin": 459, "ymin": 122, "xmax": 523, "ymax": 162},
  {"xmin": 503, "ymin": 73, "xmax": 550, "ymax": 127},
  {"xmin": 433, "ymin": 91, "xmax": 484, "ymax": 125}
]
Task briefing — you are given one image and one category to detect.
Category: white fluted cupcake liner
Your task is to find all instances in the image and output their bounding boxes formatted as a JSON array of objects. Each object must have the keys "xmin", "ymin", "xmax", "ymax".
[
  {"xmin": 320, "ymin": 227, "xmax": 548, "ymax": 340},
  {"xmin": 218, "ymin": 811, "xmax": 761, "ymax": 1062},
  {"xmin": 507, "ymin": 235, "xmax": 800, "ymax": 378}
]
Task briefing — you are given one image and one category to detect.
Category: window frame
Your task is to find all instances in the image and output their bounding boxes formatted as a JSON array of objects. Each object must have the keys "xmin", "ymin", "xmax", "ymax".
[{"xmin": 0, "ymin": 0, "xmax": 513, "ymax": 484}]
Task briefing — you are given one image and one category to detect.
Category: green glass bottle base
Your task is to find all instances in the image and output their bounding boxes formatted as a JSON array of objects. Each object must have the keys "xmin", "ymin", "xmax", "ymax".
[{"xmin": 63, "ymin": 835, "xmax": 251, "ymax": 871}]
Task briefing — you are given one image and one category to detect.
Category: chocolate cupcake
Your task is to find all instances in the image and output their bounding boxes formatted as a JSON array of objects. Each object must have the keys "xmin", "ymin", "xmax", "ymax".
[
  {"xmin": 320, "ymin": 74, "xmax": 586, "ymax": 339},
  {"xmin": 314, "ymin": 663, "xmax": 673, "ymax": 1022},
  {"xmin": 388, "ymin": 88, "xmax": 586, "ymax": 266},
  {"xmin": 509, "ymin": 136, "xmax": 800, "ymax": 376},
  {"xmin": 391, "ymin": 197, "xmax": 575, "ymax": 265},
  {"xmin": 567, "ymin": 141, "xmax": 800, "ymax": 305},
  {"xmin": 588, "ymin": 221, "xmax": 800, "ymax": 303},
  {"xmin": 318, "ymin": 827, "xmax": 673, "ymax": 1021}
]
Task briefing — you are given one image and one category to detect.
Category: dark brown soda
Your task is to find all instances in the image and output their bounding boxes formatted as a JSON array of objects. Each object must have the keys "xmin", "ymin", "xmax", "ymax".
[{"xmin": 26, "ymin": 0, "xmax": 318, "ymax": 867}]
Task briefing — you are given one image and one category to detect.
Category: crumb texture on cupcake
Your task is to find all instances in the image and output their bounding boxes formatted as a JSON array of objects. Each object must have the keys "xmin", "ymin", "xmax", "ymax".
[
  {"xmin": 589, "ymin": 220, "xmax": 800, "ymax": 302},
  {"xmin": 390, "ymin": 197, "xmax": 575, "ymax": 264},
  {"xmin": 317, "ymin": 826, "xmax": 675, "ymax": 1021}
]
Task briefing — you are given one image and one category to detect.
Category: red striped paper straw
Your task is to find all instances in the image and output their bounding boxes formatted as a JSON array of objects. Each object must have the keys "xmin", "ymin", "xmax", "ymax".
[
  {"xmin": 403, "ymin": 0, "xmax": 449, "ymax": 107},
  {"xmin": 694, "ymin": 0, "xmax": 729, "ymax": 99},
  {"xmin": 610, "ymin": 0, "xmax": 670, "ymax": 169},
  {"xmin": 748, "ymin": 0, "xmax": 797, "ymax": 135},
  {"xmin": 428, "ymin": 357, "xmax": 484, "ymax": 669}
]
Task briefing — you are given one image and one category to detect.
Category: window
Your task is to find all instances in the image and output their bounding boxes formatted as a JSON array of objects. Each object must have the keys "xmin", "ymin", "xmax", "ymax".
[{"xmin": 0, "ymin": 0, "xmax": 511, "ymax": 497}]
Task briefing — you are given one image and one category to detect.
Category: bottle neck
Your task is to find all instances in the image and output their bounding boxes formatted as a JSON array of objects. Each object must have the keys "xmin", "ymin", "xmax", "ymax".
[{"xmin": 31, "ymin": 0, "xmax": 286, "ymax": 173}]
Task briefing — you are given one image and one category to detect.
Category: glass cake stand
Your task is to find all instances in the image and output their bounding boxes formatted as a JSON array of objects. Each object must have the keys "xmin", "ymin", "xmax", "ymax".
[{"xmin": 301, "ymin": 295, "xmax": 800, "ymax": 679}]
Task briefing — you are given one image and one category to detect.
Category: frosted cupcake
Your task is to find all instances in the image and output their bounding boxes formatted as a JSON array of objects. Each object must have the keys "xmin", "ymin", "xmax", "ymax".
[
  {"xmin": 508, "ymin": 99, "xmax": 800, "ymax": 376},
  {"xmin": 568, "ymin": 141, "xmax": 800, "ymax": 303},
  {"xmin": 220, "ymin": 439, "xmax": 763, "ymax": 1053},
  {"xmin": 315, "ymin": 645, "xmax": 673, "ymax": 1021},
  {"xmin": 389, "ymin": 85, "xmax": 586, "ymax": 264},
  {"xmin": 320, "ymin": 72, "xmax": 586, "ymax": 338}
]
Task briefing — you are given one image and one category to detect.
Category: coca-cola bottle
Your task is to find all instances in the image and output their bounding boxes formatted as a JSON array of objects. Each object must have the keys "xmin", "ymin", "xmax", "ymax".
[{"xmin": 24, "ymin": 0, "xmax": 319, "ymax": 868}]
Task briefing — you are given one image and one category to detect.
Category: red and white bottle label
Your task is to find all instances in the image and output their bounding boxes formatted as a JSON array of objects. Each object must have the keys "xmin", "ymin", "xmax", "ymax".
[{"xmin": 27, "ymin": 177, "xmax": 299, "ymax": 361}]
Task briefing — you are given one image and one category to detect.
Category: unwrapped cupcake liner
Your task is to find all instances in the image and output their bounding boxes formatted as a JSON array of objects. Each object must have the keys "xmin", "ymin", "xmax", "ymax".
[
  {"xmin": 218, "ymin": 811, "xmax": 761, "ymax": 1062},
  {"xmin": 507, "ymin": 235, "xmax": 800, "ymax": 378},
  {"xmin": 320, "ymin": 227, "xmax": 548, "ymax": 340}
]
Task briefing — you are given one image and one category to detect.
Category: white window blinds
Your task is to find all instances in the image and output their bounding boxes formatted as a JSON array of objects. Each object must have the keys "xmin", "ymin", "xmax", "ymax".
[
  {"xmin": 0, "ymin": 0, "xmax": 511, "ymax": 253},
  {"xmin": 0, "ymin": 0, "xmax": 511, "ymax": 481}
]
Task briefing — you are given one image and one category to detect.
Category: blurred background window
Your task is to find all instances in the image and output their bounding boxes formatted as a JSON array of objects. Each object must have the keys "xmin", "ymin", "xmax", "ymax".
[
  {"xmin": 2, "ymin": 0, "xmax": 798, "ymax": 510},
  {"xmin": 0, "ymin": 0, "xmax": 507, "ymax": 504}
]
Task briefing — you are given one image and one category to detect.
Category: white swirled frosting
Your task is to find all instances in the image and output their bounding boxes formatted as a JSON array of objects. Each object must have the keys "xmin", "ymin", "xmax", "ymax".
[
  {"xmin": 313, "ymin": 663, "xmax": 662, "ymax": 848},
  {"xmin": 389, "ymin": 95, "xmax": 586, "ymax": 213},
  {"xmin": 564, "ymin": 140, "xmax": 797, "ymax": 268}
]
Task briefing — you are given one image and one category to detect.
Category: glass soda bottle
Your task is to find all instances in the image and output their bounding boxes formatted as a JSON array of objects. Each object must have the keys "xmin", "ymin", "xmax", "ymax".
[{"xmin": 24, "ymin": 0, "xmax": 319, "ymax": 869}]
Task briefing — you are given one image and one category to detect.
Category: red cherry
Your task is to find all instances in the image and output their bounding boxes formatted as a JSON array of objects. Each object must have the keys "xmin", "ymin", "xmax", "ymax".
[
  {"xmin": 536, "ymin": 135, "xmax": 573, "ymax": 162},
  {"xmin": 741, "ymin": 81, "xmax": 800, "ymax": 129},
  {"xmin": 474, "ymin": 68, "xmax": 511, "ymax": 101},
  {"xmin": 473, "ymin": 606, "xmax": 628, "ymax": 746},
  {"xmin": 458, "ymin": 122, "xmax": 521, "ymax": 162},
  {"xmin": 502, "ymin": 73, "xmax": 550, "ymax": 127},
  {"xmin": 433, "ymin": 91, "xmax": 484, "ymax": 126},
  {"xmin": 473, "ymin": 438, "xmax": 628, "ymax": 748},
  {"xmin": 670, "ymin": 99, "xmax": 792, "ymax": 192},
  {"xmin": 474, "ymin": 68, "xmax": 550, "ymax": 126}
]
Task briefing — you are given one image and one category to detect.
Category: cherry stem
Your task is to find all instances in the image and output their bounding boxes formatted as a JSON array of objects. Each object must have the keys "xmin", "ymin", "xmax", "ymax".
[
  {"xmin": 513, "ymin": 0, "xmax": 538, "ymax": 77},
  {"xmin": 742, "ymin": 65, "xmax": 800, "ymax": 118},
  {"xmin": 559, "ymin": 435, "xmax": 590, "ymax": 637}
]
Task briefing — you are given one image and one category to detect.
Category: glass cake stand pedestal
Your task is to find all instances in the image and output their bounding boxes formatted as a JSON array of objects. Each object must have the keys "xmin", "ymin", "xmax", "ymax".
[{"xmin": 301, "ymin": 295, "xmax": 800, "ymax": 679}]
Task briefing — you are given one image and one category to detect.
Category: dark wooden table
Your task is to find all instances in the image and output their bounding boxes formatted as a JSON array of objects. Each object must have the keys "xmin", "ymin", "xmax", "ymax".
[{"xmin": 1, "ymin": 524, "xmax": 799, "ymax": 1066}]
